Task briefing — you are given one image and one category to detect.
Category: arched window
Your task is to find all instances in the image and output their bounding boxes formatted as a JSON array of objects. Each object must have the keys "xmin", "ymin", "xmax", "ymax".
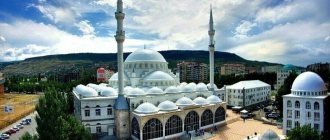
[
  {"xmin": 295, "ymin": 101, "xmax": 300, "ymax": 108},
  {"xmin": 165, "ymin": 115, "xmax": 182, "ymax": 136},
  {"xmin": 314, "ymin": 102, "xmax": 320, "ymax": 110},
  {"xmin": 286, "ymin": 100, "xmax": 292, "ymax": 107},
  {"xmin": 201, "ymin": 109, "xmax": 213, "ymax": 127},
  {"xmin": 143, "ymin": 118, "xmax": 163, "ymax": 140},
  {"xmin": 215, "ymin": 106, "xmax": 225, "ymax": 122},
  {"xmin": 132, "ymin": 117, "xmax": 140, "ymax": 139},
  {"xmin": 306, "ymin": 101, "xmax": 311, "ymax": 109},
  {"xmin": 184, "ymin": 111, "xmax": 199, "ymax": 131}
]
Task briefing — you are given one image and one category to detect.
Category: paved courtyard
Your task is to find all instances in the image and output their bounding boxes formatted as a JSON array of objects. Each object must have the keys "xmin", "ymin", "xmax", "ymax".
[{"xmin": 209, "ymin": 112, "xmax": 283, "ymax": 140}]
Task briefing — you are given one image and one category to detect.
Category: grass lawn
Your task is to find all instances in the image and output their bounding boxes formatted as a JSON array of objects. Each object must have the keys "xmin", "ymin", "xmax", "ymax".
[{"xmin": 0, "ymin": 93, "xmax": 40, "ymax": 129}]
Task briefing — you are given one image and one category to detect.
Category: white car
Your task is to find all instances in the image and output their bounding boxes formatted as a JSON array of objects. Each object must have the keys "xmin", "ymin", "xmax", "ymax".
[{"xmin": 0, "ymin": 133, "xmax": 10, "ymax": 139}]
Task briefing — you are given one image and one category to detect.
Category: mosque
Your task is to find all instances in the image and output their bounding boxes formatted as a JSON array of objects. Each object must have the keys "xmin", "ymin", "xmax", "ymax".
[{"xmin": 73, "ymin": 0, "xmax": 226, "ymax": 139}]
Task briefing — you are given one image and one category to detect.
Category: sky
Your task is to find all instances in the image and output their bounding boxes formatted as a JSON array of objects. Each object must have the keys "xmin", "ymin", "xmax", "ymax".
[{"xmin": 0, "ymin": 0, "xmax": 329, "ymax": 66}]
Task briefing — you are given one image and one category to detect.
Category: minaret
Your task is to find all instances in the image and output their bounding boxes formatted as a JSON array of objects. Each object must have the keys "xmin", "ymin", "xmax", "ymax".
[
  {"xmin": 114, "ymin": 0, "xmax": 130, "ymax": 139},
  {"xmin": 208, "ymin": 5, "xmax": 216, "ymax": 94}
]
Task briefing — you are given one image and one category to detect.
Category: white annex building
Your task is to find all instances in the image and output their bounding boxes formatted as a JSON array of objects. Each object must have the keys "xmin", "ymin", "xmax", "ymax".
[
  {"xmin": 282, "ymin": 71, "xmax": 330, "ymax": 135},
  {"xmin": 73, "ymin": 1, "xmax": 227, "ymax": 139},
  {"xmin": 224, "ymin": 80, "xmax": 271, "ymax": 108}
]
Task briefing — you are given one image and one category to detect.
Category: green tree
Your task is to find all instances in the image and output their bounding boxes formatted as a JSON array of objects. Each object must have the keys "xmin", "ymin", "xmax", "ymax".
[
  {"xmin": 19, "ymin": 132, "xmax": 38, "ymax": 140},
  {"xmin": 287, "ymin": 125, "xmax": 321, "ymax": 140},
  {"xmin": 275, "ymin": 72, "xmax": 298, "ymax": 117},
  {"xmin": 35, "ymin": 87, "xmax": 91, "ymax": 140}
]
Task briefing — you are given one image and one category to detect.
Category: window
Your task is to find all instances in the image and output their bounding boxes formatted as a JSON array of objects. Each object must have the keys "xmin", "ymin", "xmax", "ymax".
[
  {"xmin": 307, "ymin": 112, "xmax": 311, "ymax": 120},
  {"xmin": 306, "ymin": 101, "xmax": 311, "ymax": 109},
  {"xmin": 143, "ymin": 118, "xmax": 163, "ymax": 139},
  {"xmin": 132, "ymin": 117, "xmax": 140, "ymax": 139},
  {"xmin": 314, "ymin": 112, "xmax": 320, "ymax": 121},
  {"xmin": 314, "ymin": 123, "xmax": 319, "ymax": 130},
  {"xmin": 314, "ymin": 102, "xmax": 320, "ymax": 110},
  {"xmin": 287, "ymin": 110, "xmax": 292, "ymax": 118},
  {"xmin": 96, "ymin": 126, "xmax": 101, "ymax": 133},
  {"xmin": 107, "ymin": 108, "xmax": 112, "ymax": 115},
  {"xmin": 184, "ymin": 111, "xmax": 199, "ymax": 131},
  {"xmin": 295, "ymin": 101, "xmax": 300, "ymax": 108},
  {"xmin": 85, "ymin": 110, "xmax": 90, "ymax": 117},
  {"xmin": 165, "ymin": 115, "xmax": 182, "ymax": 136},
  {"xmin": 95, "ymin": 109, "xmax": 101, "ymax": 116},
  {"xmin": 295, "ymin": 110, "xmax": 300, "ymax": 119},
  {"xmin": 287, "ymin": 100, "xmax": 292, "ymax": 108},
  {"xmin": 201, "ymin": 109, "xmax": 213, "ymax": 127},
  {"xmin": 294, "ymin": 121, "xmax": 300, "ymax": 128},
  {"xmin": 287, "ymin": 120, "xmax": 292, "ymax": 128},
  {"xmin": 215, "ymin": 107, "xmax": 226, "ymax": 122}
]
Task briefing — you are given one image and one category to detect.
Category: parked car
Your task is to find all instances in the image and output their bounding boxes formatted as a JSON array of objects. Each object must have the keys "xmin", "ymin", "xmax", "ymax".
[
  {"xmin": 12, "ymin": 127, "xmax": 19, "ymax": 132},
  {"xmin": 0, "ymin": 133, "xmax": 10, "ymax": 139},
  {"xmin": 8, "ymin": 128, "xmax": 16, "ymax": 134},
  {"xmin": 22, "ymin": 118, "xmax": 31, "ymax": 125},
  {"xmin": 267, "ymin": 112, "xmax": 280, "ymax": 119},
  {"xmin": 16, "ymin": 124, "xmax": 24, "ymax": 129}
]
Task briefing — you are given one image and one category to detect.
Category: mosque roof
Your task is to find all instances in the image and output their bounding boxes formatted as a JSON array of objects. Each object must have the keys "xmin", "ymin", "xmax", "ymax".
[
  {"xmin": 196, "ymin": 83, "xmax": 208, "ymax": 92},
  {"xmin": 164, "ymin": 86, "xmax": 180, "ymax": 94},
  {"xmin": 259, "ymin": 129, "xmax": 280, "ymax": 140},
  {"xmin": 207, "ymin": 83, "xmax": 218, "ymax": 90},
  {"xmin": 134, "ymin": 102, "xmax": 159, "ymax": 114},
  {"xmin": 147, "ymin": 87, "xmax": 164, "ymax": 95},
  {"xmin": 125, "ymin": 49, "xmax": 167, "ymax": 62},
  {"xmin": 100, "ymin": 87, "xmax": 118, "ymax": 97},
  {"xmin": 176, "ymin": 97, "xmax": 195, "ymax": 106},
  {"xmin": 291, "ymin": 71, "xmax": 327, "ymax": 92},
  {"xmin": 193, "ymin": 97, "xmax": 209, "ymax": 105},
  {"xmin": 74, "ymin": 85, "xmax": 99, "ymax": 97},
  {"xmin": 143, "ymin": 71, "xmax": 175, "ymax": 81},
  {"xmin": 206, "ymin": 95, "xmax": 222, "ymax": 104},
  {"xmin": 226, "ymin": 80, "xmax": 270, "ymax": 89},
  {"xmin": 158, "ymin": 100, "xmax": 178, "ymax": 111}
]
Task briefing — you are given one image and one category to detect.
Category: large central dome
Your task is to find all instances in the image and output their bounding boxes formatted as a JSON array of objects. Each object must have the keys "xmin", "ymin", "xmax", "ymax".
[
  {"xmin": 125, "ymin": 49, "xmax": 167, "ymax": 62},
  {"xmin": 291, "ymin": 71, "xmax": 327, "ymax": 92}
]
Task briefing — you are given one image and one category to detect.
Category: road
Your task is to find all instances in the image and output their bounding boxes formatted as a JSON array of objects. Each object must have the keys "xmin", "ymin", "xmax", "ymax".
[{"xmin": 0, "ymin": 111, "xmax": 37, "ymax": 140}]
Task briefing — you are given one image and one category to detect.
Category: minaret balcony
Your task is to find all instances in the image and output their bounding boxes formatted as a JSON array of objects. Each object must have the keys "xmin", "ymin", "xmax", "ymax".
[
  {"xmin": 115, "ymin": 34, "xmax": 125, "ymax": 42},
  {"xmin": 208, "ymin": 30, "xmax": 215, "ymax": 36},
  {"xmin": 115, "ymin": 12, "xmax": 125, "ymax": 20},
  {"xmin": 209, "ymin": 46, "xmax": 215, "ymax": 51}
]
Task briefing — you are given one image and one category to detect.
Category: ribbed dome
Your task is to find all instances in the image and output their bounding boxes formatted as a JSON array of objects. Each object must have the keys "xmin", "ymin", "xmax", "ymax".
[
  {"xmin": 207, "ymin": 83, "xmax": 218, "ymax": 90},
  {"xmin": 193, "ymin": 97, "xmax": 209, "ymax": 105},
  {"xmin": 196, "ymin": 83, "xmax": 208, "ymax": 92},
  {"xmin": 207, "ymin": 95, "xmax": 222, "ymax": 104},
  {"xmin": 74, "ymin": 85, "xmax": 98, "ymax": 97},
  {"xmin": 109, "ymin": 72, "xmax": 129, "ymax": 81},
  {"xmin": 182, "ymin": 83, "xmax": 196, "ymax": 93},
  {"xmin": 176, "ymin": 97, "xmax": 195, "ymax": 106},
  {"xmin": 127, "ymin": 88, "xmax": 146, "ymax": 96},
  {"xmin": 259, "ymin": 129, "xmax": 280, "ymax": 140},
  {"xmin": 143, "ymin": 71, "xmax": 175, "ymax": 81},
  {"xmin": 147, "ymin": 87, "xmax": 164, "ymax": 95},
  {"xmin": 158, "ymin": 100, "xmax": 178, "ymax": 111},
  {"xmin": 125, "ymin": 49, "xmax": 166, "ymax": 62},
  {"xmin": 135, "ymin": 102, "xmax": 159, "ymax": 114},
  {"xmin": 291, "ymin": 71, "xmax": 327, "ymax": 92},
  {"xmin": 165, "ymin": 86, "xmax": 180, "ymax": 94},
  {"xmin": 100, "ymin": 87, "xmax": 118, "ymax": 97}
]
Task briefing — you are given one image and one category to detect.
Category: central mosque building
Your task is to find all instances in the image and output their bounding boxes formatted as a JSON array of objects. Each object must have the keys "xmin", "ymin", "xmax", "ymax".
[{"xmin": 73, "ymin": 0, "xmax": 226, "ymax": 139}]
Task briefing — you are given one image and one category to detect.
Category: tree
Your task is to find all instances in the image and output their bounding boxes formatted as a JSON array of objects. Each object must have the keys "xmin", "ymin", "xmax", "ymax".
[
  {"xmin": 35, "ymin": 87, "xmax": 91, "ymax": 140},
  {"xmin": 19, "ymin": 132, "xmax": 38, "ymax": 140},
  {"xmin": 287, "ymin": 125, "xmax": 320, "ymax": 140},
  {"xmin": 275, "ymin": 72, "xmax": 298, "ymax": 117}
]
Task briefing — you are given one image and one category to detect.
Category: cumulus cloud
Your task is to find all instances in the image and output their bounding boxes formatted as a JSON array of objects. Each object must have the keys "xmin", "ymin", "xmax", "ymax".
[
  {"xmin": 31, "ymin": 4, "xmax": 78, "ymax": 24},
  {"xmin": 75, "ymin": 20, "xmax": 95, "ymax": 37},
  {"xmin": 234, "ymin": 20, "xmax": 257, "ymax": 39},
  {"xmin": 0, "ymin": 36, "xmax": 5, "ymax": 42}
]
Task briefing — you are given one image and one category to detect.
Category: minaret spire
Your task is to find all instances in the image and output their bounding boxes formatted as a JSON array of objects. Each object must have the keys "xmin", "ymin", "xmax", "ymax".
[
  {"xmin": 114, "ymin": 0, "xmax": 130, "ymax": 139},
  {"xmin": 208, "ymin": 4, "xmax": 216, "ymax": 94}
]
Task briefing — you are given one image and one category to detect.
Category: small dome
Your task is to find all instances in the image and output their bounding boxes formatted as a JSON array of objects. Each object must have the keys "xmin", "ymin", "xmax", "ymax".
[
  {"xmin": 196, "ymin": 83, "xmax": 208, "ymax": 92},
  {"xmin": 134, "ymin": 102, "xmax": 159, "ymax": 114},
  {"xmin": 109, "ymin": 72, "xmax": 129, "ymax": 81},
  {"xmin": 74, "ymin": 85, "xmax": 98, "ymax": 97},
  {"xmin": 180, "ymin": 82, "xmax": 188, "ymax": 86},
  {"xmin": 291, "ymin": 71, "xmax": 327, "ymax": 92},
  {"xmin": 207, "ymin": 95, "xmax": 222, "ymax": 104},
  {"xmin": 165, "ymin": 86, "xmax": 180, "ymax": 94},
  {"xmin": 127, "ymin": 88, "xmax": 146, "ymax": 96},
  {"xmin": 147, "ymin": 87, "xmax": 164, "ymax": 95},
  {"xmin": 158, "ymin": 100, "xmax": 178, "ymax": 111},
  {"xmin": 124, "ymin": 86, "xmax": 133, "ymax": 94},
  {"xmin": 259, "ymin": 129, "xmax": 280, "ymax": 140},
  {"xmin": 99, "ymin": 83, "xmax": 108, "ymax": 87},
  {"xmin": 207, "ymin": 83, "xmax": 218, "ymax": 90},
  {"xmin": 100, "ymin": 87, "xmax": 118, "ymax": 97},
  {"xmin": 193, "ymin": 97, "xmax": 209, "ymax": 105},
  {"xmin": 87, "ymin": 83, "xmax": 103, "ymax": 92},
  {"xmin": 176, "ymin": 97, "xmax": 195, "ymax": 107},
  {"xmin": 181, "ymin": 83, "xmax": 196, "ymax": 93},
  {"xmin": 143, "ymin": 71, "xmax": 175, "ymax": 81},
  {"xmin": 125, "ymin": 49, "xmax": 166, "ymax": 62}
]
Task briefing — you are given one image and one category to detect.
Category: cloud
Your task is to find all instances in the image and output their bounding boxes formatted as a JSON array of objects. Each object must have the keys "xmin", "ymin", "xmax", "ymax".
[
  {"xmin": 325, "ymin": 36, "xmax": 330, "ymax": 42},
  {"xmin": 75, "ymin": 20, "xmax": 95, "ymax": 37},
  {"xmin": 0, "ymin": 35, "xmax": 5, "ymax": 42},
  {"xmin": 234, "ymin": 20, "xmax": 257, "ymax": 39},
  {"xmin": 31, "ymin": 4, "xmax": 78, "ymax": 24}
]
